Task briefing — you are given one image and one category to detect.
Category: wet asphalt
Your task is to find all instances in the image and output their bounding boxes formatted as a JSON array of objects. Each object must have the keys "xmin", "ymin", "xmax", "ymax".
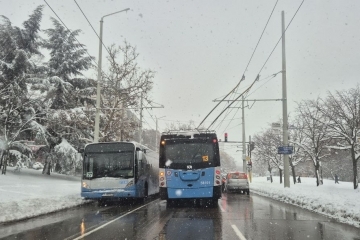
[{"xmin": 0, "ymin": 193, "xmax": 359, "ymax": 240}]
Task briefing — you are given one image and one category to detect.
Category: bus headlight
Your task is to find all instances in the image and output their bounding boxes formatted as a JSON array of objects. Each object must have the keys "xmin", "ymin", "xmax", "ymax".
[{"xmin": 82, "ymin": 181, "xmax": 89, "ymax": 189}]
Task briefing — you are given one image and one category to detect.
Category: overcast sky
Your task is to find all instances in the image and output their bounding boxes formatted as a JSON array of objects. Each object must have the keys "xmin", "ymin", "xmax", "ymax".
[{"xmin": 2, "ymin": 0, "xmax": 360, "ymax": 163}]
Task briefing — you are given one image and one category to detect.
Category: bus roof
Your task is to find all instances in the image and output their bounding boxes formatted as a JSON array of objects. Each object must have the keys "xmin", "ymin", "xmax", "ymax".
[
  {"xmin": 84, "ymin": 141, "xmax": 153, "ymax": 152},
  {"xmin": 161, "ymin": 130, "xmax": 217, "ymax": 140}
]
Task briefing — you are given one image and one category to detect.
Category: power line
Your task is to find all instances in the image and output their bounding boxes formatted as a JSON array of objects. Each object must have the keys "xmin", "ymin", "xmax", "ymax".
[
  {"xmin": 257, "ymin": 0, "xmax": 305, "ymax": 75},
  {"xmin": 217, "ymin": 0, "xmax": 279, "ymax": 113},
  {"xmin": 200, "ymin": 0, "xmax": 279, "ymax": 129},
  {"xmin": 73, "ymin": 0, "xmax": 113, "ymax": 57},
  {"xmin": 43, "ymin": 0, "xmax": 98, "ymax": 69},
  {"xmin": 207, "ymin": 75, "xmax": 260, "ymax": 130},
  {"xmin": 211, "ymin": 1, "xmax": 304, "ymax": 131},
  {"xmin": 242, "ymin": 0, "xmax": 279, "ymax": 76},
  {"xmin": 144, "ymin": 107, "xmax": 157, "ymax": 125},
  {"xmin": 244, "ymin": 71, "xmax": 282, "ymax": 98}
]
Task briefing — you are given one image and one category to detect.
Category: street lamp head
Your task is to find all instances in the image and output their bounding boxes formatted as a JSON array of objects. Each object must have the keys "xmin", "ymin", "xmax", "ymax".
[{"xmin": 101, "ymin": 8, "xmax": 131, "ymax": 21}]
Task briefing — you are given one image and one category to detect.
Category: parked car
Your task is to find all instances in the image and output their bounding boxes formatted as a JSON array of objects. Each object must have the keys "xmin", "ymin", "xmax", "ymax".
[
  {"xmin": 32, "ymin": 162, "xmax": 44, "ymax": 170},
  {"xmin": 225, "ymin": 171, "xmax": 250, "ymax": 195}
]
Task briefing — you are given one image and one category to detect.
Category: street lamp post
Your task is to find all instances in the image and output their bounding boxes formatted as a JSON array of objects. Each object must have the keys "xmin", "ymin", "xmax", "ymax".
[{"xmin": 94, "ymin": 8, "xmax": 130, "ymax": 143}]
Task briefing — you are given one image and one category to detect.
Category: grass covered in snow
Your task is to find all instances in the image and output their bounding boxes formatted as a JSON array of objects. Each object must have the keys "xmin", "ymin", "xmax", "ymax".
[
  {"xmin": 0, "ymin": 167, "xmax": 87, "ymax": 223},
  {"xmin": 251, "ymin": 176, "xmax": 360, "ymax": 228}
]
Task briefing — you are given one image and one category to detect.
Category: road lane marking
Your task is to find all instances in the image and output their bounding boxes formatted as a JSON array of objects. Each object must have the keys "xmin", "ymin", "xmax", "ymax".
[
  {"xmin": 71, "ymin": 201, "xmax": 153, "ymax": 240},
  {"xmin": 231, "ymin": 224, "xmax": 247, "ymax": 240},
  {"xmin": 218, "ymin": 201, "xmax": 226, "ymax": 212}
]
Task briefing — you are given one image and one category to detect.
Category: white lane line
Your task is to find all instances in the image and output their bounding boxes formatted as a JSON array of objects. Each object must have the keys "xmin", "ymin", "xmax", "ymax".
[
  {"xmin": 218, "ymin": 201, "xmax": 226, "ymax": 212},
  {"xmin": 72, "ymin": 202, "xmax": 151, "ymax": 240},
  {"xmin": 231, "ymin": 224, "xmax": 247, "ymax": 240}
]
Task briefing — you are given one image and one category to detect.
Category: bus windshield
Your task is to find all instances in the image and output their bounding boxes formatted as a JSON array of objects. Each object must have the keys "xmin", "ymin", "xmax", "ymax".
[
  {"xmin": 83, "ymin": 151, "xmax": 134, "ymax": 179},
  {"xmin": 165, "ymin": 142, "xmax": 214, "ymax": 165}
]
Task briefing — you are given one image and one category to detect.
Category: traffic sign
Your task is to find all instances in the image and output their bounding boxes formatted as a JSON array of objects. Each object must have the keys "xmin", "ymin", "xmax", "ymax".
[{"xmin": 278, "ymin": 146, "xmax": 293, "ymax": 154}]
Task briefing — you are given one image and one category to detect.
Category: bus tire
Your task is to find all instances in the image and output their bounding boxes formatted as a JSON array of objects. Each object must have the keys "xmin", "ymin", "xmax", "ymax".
[{"xmin": 143, "ymin": 183, "xmax": 148, "ymax": 199}]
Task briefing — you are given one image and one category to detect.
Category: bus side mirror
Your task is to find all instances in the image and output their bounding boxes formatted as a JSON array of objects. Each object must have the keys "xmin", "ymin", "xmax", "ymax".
[
  {"xmin": 137, "ymin": 150, "xmax": 143, "ymax": 161},
  {"xmin": 78, "ymin": 148, "xmax": 84, "ymax": 153}
]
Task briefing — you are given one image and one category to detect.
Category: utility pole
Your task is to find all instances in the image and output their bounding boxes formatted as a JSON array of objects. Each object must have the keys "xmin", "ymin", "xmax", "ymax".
[
  {"xmin": 139, "ymin": 92, "xmax": 143, "ymax": 144},
  {"xmin": 242, "ymin": 95, "xmax": 246, "ymax": 172},
  {"xmin": 248, "ymin": 135, "xmax": 253, "ymax": 183},
  {"xmin": 282, "ymin": 11, "xmax": 290, "ymax": 188}
]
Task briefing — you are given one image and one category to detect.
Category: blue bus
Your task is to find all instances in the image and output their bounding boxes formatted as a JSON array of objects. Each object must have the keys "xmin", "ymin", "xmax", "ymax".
[
  {"xmin": 80, "ymin": 141, "xmax": 159, "ymax": 202},
  {"xmin": 158, "ymin": 130, "xmax": 222, "ymax": 205}
]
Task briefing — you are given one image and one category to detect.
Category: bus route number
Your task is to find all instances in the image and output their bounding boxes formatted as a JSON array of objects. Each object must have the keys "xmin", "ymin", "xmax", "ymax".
[{"xmin": 202, "ymin": 156, "xmax": 209, "ymax": 162}]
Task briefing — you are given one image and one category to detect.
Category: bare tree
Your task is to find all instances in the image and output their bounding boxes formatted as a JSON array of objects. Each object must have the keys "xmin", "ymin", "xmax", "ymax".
[
  {"xmin": 164, "ymin": 120, "xmax": 196, "ymax": 132},
  {"xmin": 98, "ymin": 42, "xmax": 155, "ymax": 142},
  {"xmin": 288, "ymin": 119, "xmax": 311, "ymax": 184},
  {"xmin": 253, "ymin": 129, "xmax": 283, "ymax": 183},
  {"xmin": 295, "ymin": 99, "xmax": 332, "ymax": 186},
  {"xmin": 318, "ymin": 86, "xmax": 360, "ymax": 189}
]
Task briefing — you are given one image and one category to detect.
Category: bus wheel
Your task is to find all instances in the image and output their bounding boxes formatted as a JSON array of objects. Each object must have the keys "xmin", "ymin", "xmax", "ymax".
[
  {"xmin": 98, "ymin": 200, "xmax": 107, "ymax": 207},
  {"xmin": 166, "ymin": 199, "xmax": 175, "ymax": 207},
  {"xmin": 143, "ymin": 183, "xmax": 148, "ymax": 200}
]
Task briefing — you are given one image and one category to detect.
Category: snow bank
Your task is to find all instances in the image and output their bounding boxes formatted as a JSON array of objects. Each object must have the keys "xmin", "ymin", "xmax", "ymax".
[
  {"xmin": 251, "ymin": 176, "xmax": 360, "ymax": 228},
  {"xmin": 0, "ymin": 167, "xmax": 88, "ymax": 223}
]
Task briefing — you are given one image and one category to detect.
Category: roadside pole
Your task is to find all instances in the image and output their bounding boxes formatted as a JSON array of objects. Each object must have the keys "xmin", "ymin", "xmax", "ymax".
[
  {"xmin": 248, "ymin": 135, "xmax": 252, "ymax": 183},
  {"xmin": 282, "ymin": 11, "xmax": 290, "ymax": 188},
  {"xmin": 242, "ymin": 95, "xmax": 246, "ymax": 173}
]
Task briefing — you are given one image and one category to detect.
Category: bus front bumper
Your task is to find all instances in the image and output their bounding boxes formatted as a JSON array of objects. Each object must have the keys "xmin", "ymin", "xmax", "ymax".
[
  {"xmin": 81, "ymin": 188, "xmax": 139, "ymax": 199},
  {"xmin": 162, "ymin": 186, "xmax": 221, "ymax": 199}
]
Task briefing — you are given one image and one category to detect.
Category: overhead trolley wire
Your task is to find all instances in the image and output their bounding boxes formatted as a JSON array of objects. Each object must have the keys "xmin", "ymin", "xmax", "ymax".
[
  {"xmin": 257, "ymin": 0, "xmax": 305, "ymax": 75},
  {"xmin": 198, "ymin": 0, "xmax": 279, "ymax": 130},
  {"xmin": 206, "ymin": 75, "xmax": 260, "ymax": 131},
  {"xmin": 209, "ymin": 0, "xmax": 305, "ymax": 131},
  {"xmin": 243, "ymin": 0, "xmax": 279, "ymax": 75},
  {"xmin": 73, "ymin": 0, "xmax": 114, "ymax": 57},
  {"xmin": 43, "ymin": 0, "xmax": 98, "ymax": 69}
]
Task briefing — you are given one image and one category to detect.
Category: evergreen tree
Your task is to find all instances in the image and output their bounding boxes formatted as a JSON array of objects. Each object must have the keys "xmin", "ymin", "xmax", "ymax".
[
  {"xmin": 42, "ymin": 17, "xmax": 94, "ymax": 109},
  {"xmin": 0, "ymin": 6, "xmax": 45, "ymax": 172},
  {"xmin": 28, "ymin": 17, "xmax": 95, "ymax": 170}
]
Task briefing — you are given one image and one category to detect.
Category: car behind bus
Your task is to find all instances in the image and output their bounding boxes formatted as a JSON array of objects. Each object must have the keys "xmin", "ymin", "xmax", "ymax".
[{"xmin": 225, "ymin": 171, "xmax": 250, "ymax": 195}]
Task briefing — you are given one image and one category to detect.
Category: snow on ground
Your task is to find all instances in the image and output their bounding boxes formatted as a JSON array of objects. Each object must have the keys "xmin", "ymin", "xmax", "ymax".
[
  {"xmin": 0, "ymin": 167, "xmax": 87, "ymax": 224},
  {"xmin": 0, "ymin": 167, "xmax": 359, "ymax": 228},
  {"xmin": 251, "ymin": 176, "xmax": 360, "ymax": 228}
]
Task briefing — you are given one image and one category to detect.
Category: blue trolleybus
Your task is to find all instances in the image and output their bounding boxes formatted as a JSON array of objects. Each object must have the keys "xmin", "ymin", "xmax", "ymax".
[
  {"xmin": 80, "ymin": 141, "xmax": 159, "ymax": 202},
  {"xmin": 158, "ymin": 130, "xmax": 222, "ymax": 205}
]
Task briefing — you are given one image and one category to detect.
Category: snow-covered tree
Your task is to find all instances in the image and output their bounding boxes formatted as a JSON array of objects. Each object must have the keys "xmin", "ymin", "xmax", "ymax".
[
  {"xmin": 0, "ymin": 6, "xmax": 45, "ymax": 171},
  {"xmin": 54, "ymin": 138, "xmax": 81, "ymax": 174},
  {"xmin": 318, "ymin": 86, "xmax": 360, "ymax": 189},
  {"xmin": 253, "ymin": 129, "xmax": 283, "ymax": 183},
  {"xmin": 288, "ymin": 119, "xmax": 312, "ymax": 184},
  {"xmin": 41, "ymin": 17, "xmax": 94, "ymax": 109},
  {"xmin": 164, "ymin": 120, "xmax": 196, "ymax": 132},
  {"xmin": 98, "ymin": 42, "xmax": 155, "ymax": 142},
  {"xmin": 295, "ymin": 99, "xmax": 332, "ymax": 186},
  {"xmin": 28, "ymin": 17, "xmax": 95, "ymax": 161}
]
